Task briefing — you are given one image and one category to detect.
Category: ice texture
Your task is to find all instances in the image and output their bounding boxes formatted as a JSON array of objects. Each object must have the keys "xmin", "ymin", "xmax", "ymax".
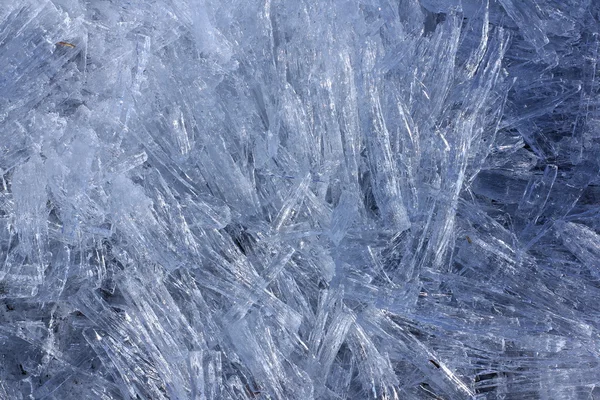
[{"xmin": 1, "ymin": 0, "xmax": 600, "ymax": 399}]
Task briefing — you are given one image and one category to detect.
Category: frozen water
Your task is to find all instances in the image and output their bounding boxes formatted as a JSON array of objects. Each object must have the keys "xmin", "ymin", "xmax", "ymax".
[{"xmin": 1, "ymin": 0, "xmax": 599, "ymax": 398}]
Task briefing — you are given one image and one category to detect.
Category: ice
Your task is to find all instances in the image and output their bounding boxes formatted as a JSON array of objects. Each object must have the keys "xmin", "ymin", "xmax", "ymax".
[{"xmin": 1, "ymin": 0, "xmax": 600, "ymax": 398}]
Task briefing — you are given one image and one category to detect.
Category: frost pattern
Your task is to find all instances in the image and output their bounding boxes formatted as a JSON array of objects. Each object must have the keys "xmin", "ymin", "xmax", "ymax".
[{"xmin": 0, "ymin": 0, "xmax": 599, "ymax": 399}]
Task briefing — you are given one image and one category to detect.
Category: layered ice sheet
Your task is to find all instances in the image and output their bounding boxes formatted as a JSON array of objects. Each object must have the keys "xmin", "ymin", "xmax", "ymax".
[{"xmin": 0, "ymin": 0, "xmax": 599, "ymax": 399}]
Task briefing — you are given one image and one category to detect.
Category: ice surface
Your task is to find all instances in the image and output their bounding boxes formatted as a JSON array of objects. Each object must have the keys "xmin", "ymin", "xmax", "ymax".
[{"xmin": 1, "ymin": 0, "xmax": 600, "ymax": 398}]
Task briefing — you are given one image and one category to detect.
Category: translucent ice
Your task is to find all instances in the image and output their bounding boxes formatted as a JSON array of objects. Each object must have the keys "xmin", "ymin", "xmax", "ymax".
[{"xmin": 1, "ymin": 0, "xmax": 600, "ymax": 399}]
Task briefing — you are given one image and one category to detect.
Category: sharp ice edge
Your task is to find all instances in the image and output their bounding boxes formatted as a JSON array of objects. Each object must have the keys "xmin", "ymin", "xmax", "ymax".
[{"xmin": 0, "ymin": 0, "xmax": 599, "ymax": 399}]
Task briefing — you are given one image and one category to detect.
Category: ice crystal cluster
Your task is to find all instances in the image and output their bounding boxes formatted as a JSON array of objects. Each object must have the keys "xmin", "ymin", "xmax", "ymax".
[{"xmin": 1, "ymin": 0, "xmax": 600, "ymax": 398}]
